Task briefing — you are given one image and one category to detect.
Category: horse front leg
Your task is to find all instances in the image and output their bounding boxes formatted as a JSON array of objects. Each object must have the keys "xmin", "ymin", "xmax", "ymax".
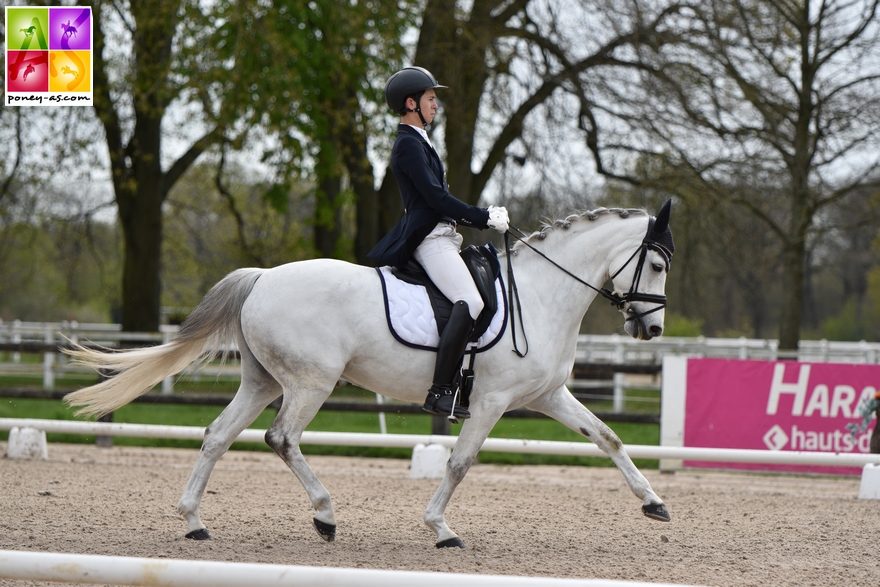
[
  {"xmin": 528, "ymin": 385, "xmax": 670, "ymax": 522},
  {"xmin": 423, "ymin": 402, "xmax": 507, "ymax": 548}
]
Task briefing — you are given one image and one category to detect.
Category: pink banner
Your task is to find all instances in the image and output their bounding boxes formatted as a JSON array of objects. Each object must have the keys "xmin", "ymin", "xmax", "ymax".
[{"xmin": 684, "ymin": 358, "xmax": 878, "ymax": 475}]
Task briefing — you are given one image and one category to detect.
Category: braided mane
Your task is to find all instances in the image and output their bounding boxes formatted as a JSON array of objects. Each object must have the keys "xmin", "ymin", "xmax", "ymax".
[{"xmin": 507, "ymin": 207, "xmax": 649, "ymax": 253}]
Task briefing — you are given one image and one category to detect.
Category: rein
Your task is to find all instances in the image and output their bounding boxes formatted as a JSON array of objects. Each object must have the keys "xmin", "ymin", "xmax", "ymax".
[{"xmin": 504, "ymin": 221, "xmax": 669, "ymax": 358}]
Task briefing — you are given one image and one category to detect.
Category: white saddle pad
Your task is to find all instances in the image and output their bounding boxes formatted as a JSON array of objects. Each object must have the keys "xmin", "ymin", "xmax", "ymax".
[{"xmin": 376, "ymin": 266, "xmax": 507, "ymax": 352}]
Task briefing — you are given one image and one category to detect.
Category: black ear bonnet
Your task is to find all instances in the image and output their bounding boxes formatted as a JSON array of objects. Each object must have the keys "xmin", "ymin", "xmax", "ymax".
[{"xmin": 644, "ymin": 199, "xmax": 674, "ymax": 270}]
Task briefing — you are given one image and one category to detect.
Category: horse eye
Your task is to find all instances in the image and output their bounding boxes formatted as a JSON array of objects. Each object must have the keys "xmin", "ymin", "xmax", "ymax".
[{"xmin": 652, "ymin": 262, "xmax": 664, "ymax": 272}]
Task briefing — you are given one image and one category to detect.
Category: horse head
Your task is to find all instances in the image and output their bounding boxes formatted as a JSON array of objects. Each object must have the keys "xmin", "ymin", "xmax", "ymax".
[{"xmin": 606, "ymin": 199, "xmax": 673, "ymax": 341}]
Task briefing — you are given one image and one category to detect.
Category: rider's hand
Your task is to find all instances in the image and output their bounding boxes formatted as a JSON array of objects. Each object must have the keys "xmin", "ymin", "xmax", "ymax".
[{"xmin": 487, "ymin": 206, "xmax": 509, "ymax": 233}]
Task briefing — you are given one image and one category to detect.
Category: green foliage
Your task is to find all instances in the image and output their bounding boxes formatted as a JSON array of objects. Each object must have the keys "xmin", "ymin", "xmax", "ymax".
[
  {"xmin": 662, "ymin": 312, "xmax": 703, "ymax": 337},
  {"xmin": 262, "ymin": 182, "xmax": 292, "ymax": 214},
  {"xmin": 814, "ymin": 266, "xmax": 880, "ymax": 342},
  {"xmin": 0, "ymin": 220, "xmax": 120, "ymax": 322},
  {"xmin": 0, "ymin": 225, "xmax": 63, "ymax": 320},
  {"xmin": 865, "ymin": 266, "xmax": 880, "ymax": 341},
  {"xmin": 243, "ymin": 0, "xmax": 417, "ymax": 258},
  {"xmin": 183, "ymin": 0, "xmax": 416, "ymax": 183},
  {"xmin": 820, "ymin": 301, "xmax": 863, "ymax": 342},
  {"xmin": 75, "ymin": 0, "xmax": 420, "ymax": 328},
  {"xmin": 163, "ymin": 160, "xmax": 315, "ymax": 309}
]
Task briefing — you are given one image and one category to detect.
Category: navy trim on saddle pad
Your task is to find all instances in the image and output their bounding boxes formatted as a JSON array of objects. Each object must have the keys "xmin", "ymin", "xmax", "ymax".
[{"xmin": 375, "ymin": 266, "xmax": 508, "ymax": 353}]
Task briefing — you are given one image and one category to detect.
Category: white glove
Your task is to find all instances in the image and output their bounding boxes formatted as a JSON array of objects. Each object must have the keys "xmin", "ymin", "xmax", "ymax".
[{"xmin": 487, "ymin": 205, "xmax": 509, "ymax": 233}]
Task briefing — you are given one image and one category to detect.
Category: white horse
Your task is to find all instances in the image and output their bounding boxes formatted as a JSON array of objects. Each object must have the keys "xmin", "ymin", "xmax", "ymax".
[{"xmin": 64, "ymin": 203, "xmax": 674, "ymax": 548}]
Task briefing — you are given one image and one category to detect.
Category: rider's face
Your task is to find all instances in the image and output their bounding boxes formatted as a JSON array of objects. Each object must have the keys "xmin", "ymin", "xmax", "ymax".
[{"xmin": 419, "ymin": 89, "xmax": 438, "ymax": 123}]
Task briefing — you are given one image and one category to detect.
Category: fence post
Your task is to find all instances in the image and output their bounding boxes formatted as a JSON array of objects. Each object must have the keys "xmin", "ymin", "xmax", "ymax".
[
  {"xmin": 431, "ymin": 415, "xmax": 450, "ymax": 435},
  {"xmin": 613, "ymin": 335, "xmax": 625, "ymax": 413},
  {"xmin": 43, "ymin": 325, "xmax": 55, "ymax": 391},
  {"xmin": 860, "ymin": 340, "xmax": 875, "ymax": 363},
  {"xmin": 12, "ymin": 320, "xmax": 21, "ymax": 363},
  {"xmin": 375, "ymin": 394, "xmax": 388, "ymax": 434},
  {"xmin": 95, "ymin": 367, "xmax": 115, "ymax": 448},
  {"xmin": 162, "ymin": 330, "xmax": 174, "ymax": 394}
]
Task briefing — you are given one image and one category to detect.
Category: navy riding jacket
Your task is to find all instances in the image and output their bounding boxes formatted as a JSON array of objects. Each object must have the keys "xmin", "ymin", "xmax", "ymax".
[{"xmin": 367, "ymin": 124, "xmax": 490, "ymax": 267}]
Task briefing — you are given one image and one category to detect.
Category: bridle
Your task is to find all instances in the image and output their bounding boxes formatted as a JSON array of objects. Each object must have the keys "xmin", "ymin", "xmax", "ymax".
[
  {"xmin": 606, "ymin": 215, "xmax": 671, "ymax": 314},
  {"xmin": 504, "ymin": 216, "xmax": 671, "ymax": 357}
]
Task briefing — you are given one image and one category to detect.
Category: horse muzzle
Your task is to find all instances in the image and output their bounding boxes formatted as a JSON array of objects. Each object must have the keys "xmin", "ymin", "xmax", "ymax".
[{"xmin": 622, "ymin": 303, "xmax": 665, "ymax": 340}]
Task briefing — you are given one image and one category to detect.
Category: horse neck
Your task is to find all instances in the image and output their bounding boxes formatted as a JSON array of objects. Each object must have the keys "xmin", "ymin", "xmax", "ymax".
[{"xmin": 503, "ymin": 215, "xmax": 649, "ymax": 336}]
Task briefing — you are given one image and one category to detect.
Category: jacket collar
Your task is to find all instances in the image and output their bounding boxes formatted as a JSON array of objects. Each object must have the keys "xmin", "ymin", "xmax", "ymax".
[
  {"xmin": 397, "ymin": 124, "xmax": 441, "ymax": 162},
  {"xmin": 397, "ymin": 123, "xmax": 424, "ymax": 138}
]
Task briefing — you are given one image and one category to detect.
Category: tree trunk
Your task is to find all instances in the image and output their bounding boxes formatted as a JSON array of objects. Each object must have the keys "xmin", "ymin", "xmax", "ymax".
[
  {"xmin": 354, "ymin": 180, "xmax": 378, "ymax": 266},
  {"xmin": 116, "ymin": 83, "xmax": 167, "ymax": 332},
  {"xmin": 93, "ymin": 0, "xmax": 181, "ymax": 333},
  {"xmin": 376, "ymin": 167, "xmax": 403, "ymax": 239},
  {"xmin": 118, "ymin": 182, "xmax": 164, "ymax": 332},
  {"xmin": 314, "ymin": 170, "xmax": 343, "ymax": 259},
  {"xmin": 776, "ymin": 11, "xmax": 817, "ymax": 351},
  {"xmin": 777, "ymin": 238, "xmax": 806, "ymax": 352},
  {"xmin": 341, "ymin": 112, "xmax": 378, "ymax": 265}
]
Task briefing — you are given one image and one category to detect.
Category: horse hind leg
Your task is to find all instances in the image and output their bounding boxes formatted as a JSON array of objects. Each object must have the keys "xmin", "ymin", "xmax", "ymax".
[
  {"xmin": 264, "ymin": 378, "xmax": 338, "ymax": 542},
  {"xmin": 176, "ymin": 343, "xmax": 281, "ymax": 539}
]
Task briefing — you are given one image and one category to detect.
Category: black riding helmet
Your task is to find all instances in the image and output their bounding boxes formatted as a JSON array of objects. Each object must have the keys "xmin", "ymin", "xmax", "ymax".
[{"xmin": 385, "ymin": 66, "xmax": 447, "ymax": 125}]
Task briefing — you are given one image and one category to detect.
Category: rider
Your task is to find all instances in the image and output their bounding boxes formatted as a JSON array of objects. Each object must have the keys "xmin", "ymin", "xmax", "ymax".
[{"xmin": 368, "ymin": 66, "xmax": 509, "ymax": 421}]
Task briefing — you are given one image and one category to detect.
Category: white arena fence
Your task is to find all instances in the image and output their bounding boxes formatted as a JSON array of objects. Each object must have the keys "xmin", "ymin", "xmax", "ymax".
[
  {"xmin": 3, "ymin": 418, "xmax": 880, "ymax": 468},
  {"xmin": 0, "ymin": 549, "xmax": 705, "ymax": 587},
  {"xmin": 4, "ymin": 319, "xmax": 880, "ymax": 413}
]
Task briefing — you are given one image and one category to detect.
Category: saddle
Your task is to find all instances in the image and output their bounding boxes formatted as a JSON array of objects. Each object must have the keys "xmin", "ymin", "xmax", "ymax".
[{"xmin": 391, "ymin": 243, "xmax": 501, "ymax": 342}]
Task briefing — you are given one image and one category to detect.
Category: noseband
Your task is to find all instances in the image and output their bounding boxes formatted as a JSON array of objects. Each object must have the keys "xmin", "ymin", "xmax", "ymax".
[{"xmin": 505, "ymin": 216, "xmax": 670, "ymax": 357}]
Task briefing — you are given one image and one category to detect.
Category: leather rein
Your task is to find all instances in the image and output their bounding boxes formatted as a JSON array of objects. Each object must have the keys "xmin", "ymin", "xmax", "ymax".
[{"xmin": 504, "ymin": 218, "xmax": 670, "ymax": 358}]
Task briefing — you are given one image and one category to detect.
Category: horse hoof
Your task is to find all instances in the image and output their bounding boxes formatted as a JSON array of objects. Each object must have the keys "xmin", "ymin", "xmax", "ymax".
[
  {"xmin": 642, "ymin": 503, "xmax": 671, "ymax": 522},
  {"xmin": 436, "ymin": 537, "xmax": 466, "ymax": 549},
  {"xmin": 185, "ymin": 528, "xmax": 211, "ymax": 540},
  {"xmin": 313, "ymin": 517, "xmax": 336, "ymax": 542}
]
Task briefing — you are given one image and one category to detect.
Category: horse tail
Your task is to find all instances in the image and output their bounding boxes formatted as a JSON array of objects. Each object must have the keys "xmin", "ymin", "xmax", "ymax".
[{"xmin": 64, "ymin": 268, "xmax": 265, "ymax": 418}]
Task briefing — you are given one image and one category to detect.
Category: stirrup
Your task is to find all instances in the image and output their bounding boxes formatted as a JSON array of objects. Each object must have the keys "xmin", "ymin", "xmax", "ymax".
[
  {"xmin": 422, "ymin": 387, "xmax": 471, "ymax": 423},
  {"xmin": 446, "ymin": 387, "xmax": 465, "ymax": 424}
]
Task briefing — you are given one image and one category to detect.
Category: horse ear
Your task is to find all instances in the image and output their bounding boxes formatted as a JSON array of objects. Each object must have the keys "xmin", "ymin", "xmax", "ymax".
[{"xmin": 653, "ymin": 199, "xmax": 672, "ymax": 234}]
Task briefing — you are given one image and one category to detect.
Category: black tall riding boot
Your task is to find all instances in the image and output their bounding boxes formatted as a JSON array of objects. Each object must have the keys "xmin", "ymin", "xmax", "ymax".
[{"xmin": 422, "ymin": 300, "xmax": 475, "ymax": 421}]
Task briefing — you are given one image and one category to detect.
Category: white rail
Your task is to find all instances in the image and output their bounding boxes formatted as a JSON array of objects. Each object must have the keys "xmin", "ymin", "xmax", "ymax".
[
  {"xmin": 5, "ymin": 321, "xmax": 880, "ymax": 364},
  {"xmin": 0, "ymin": 320, "xmax": 224, "ymax": 393},
  {"xmin": 3, "ymin": 418, "xmax": 880, "ymax": 468},
  {"xmin": 576, "ymin": 333, "xmax": 880, "ymax": 364},
  {"xmin": 0, "ymin": 549, "xmax": 701, "ymax": 587}
]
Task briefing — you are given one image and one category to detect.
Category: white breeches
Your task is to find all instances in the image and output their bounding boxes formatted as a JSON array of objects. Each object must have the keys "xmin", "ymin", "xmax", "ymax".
[{"xmin": 413, "ymin": 222, "xmax": 484, "ymax": 321}]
